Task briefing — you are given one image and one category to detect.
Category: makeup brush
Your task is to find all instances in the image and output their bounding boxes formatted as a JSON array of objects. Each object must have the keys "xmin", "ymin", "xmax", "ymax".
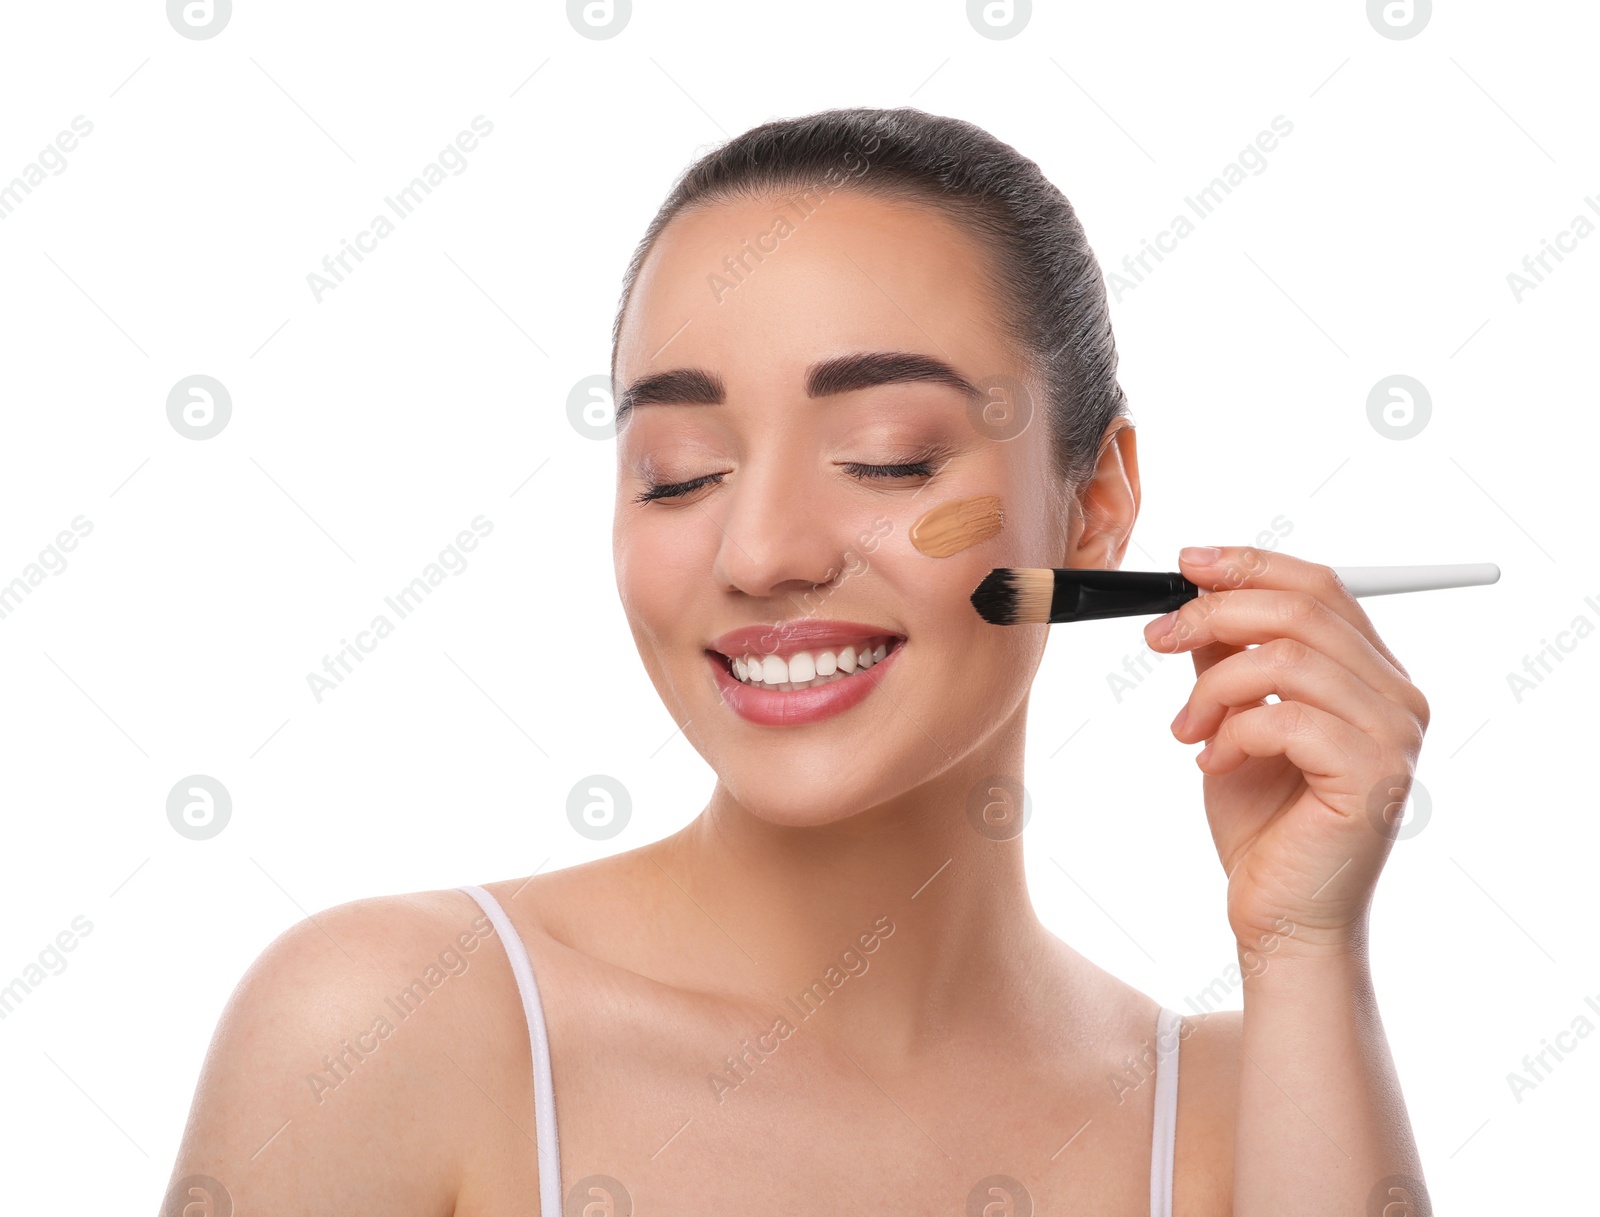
[{"xmin": 970, "ymin": 563, "xmax": 1501, "ymax": 626}]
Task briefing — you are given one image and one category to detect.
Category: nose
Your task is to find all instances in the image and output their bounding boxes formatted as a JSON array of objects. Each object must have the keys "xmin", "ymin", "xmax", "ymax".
[{"xmin": 708, "ymin": 455, "xmax": 857, "ymax": 602}]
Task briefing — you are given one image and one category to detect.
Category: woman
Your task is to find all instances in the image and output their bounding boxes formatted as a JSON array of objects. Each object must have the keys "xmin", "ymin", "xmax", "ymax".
[{"xmin": 165, "ymin": 107, "xmax": 1430, "ymax": 1215}]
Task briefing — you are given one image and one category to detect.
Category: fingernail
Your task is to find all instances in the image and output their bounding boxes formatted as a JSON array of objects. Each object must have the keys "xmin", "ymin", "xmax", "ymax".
[
  {"xmin": 1170, "ymin": 705, "xmax": 1188, "ymax": 734},
  {"xmin": 1180, "ymin": 546, "xmax": 1221, "ymax": 565},
  {"xmin": 1149, "ymin": 609, "xmax": 1177, "ymax": 638}
]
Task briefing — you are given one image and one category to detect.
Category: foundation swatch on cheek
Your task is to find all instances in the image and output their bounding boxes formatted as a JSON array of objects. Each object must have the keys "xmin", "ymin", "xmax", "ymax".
[{"xmin": 909, "ymin": 494, "xmax": 1004, "ymax": 558}]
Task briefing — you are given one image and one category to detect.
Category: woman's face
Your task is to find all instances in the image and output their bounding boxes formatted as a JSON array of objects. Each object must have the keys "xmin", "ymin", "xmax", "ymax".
[{"xmin": 612, "ymin": 190, "xmax": 1089, "ymax": 826}]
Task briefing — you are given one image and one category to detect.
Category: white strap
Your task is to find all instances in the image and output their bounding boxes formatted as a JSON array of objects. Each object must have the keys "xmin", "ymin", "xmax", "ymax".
[
  {"xmin": 459, "ymin": 884, "xmax": 1178, "ymax": 1217},
  {"xmin": 458, "ymin": 885, "xmax": 562, "ymax": 1217},
  {"xmin": 1149, "ymin": 1005, "xmax": 1182, "ymax": 1217}
]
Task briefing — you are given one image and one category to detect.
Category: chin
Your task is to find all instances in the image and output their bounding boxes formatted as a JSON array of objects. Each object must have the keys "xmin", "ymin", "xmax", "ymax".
[{"xmin": 708, "ymin": 754, "xmax": 907, "ymax": 829}]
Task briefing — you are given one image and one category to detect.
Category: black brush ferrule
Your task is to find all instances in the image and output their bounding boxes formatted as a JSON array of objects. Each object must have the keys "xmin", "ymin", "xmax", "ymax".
[{"xmin": 1050, "ymin": 569, "xmax": 1202, "ymax": 623}]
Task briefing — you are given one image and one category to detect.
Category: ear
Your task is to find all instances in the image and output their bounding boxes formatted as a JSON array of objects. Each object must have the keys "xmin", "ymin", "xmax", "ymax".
[{"xmin": 1063, "ymin": 419, "xmax": 1140, "ymax": 569}]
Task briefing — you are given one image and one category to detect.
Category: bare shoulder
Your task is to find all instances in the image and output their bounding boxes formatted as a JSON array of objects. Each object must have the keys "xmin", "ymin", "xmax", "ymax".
[
  {"xmin": 165, "ymin": 886, "xmax": 538, "ymax": 1216},
  {"xmin": 1173, "ymin": 1005, "xmax": 1242, "ymax": 1215},
  {"xmin": 481, "ymin": 841, "xmax": 667, "ymax": 952}
]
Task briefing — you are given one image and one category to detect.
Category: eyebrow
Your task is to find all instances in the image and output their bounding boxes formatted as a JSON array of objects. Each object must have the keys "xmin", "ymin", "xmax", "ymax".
[{"xmin": 614, "ymin": 350, "xmax": 981, "ymax": 427}]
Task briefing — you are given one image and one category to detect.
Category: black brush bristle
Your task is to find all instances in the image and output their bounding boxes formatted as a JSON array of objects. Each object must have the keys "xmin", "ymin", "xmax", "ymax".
[{"xmin": 970, "ymin": 568, "xmax": 1024, "ymax": 625}]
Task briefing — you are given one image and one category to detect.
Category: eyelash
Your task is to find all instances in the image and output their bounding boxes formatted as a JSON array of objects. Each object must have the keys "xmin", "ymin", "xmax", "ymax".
[{"xmin": 634, "ymin": 459, "xmax": 940, "ymax": 504}]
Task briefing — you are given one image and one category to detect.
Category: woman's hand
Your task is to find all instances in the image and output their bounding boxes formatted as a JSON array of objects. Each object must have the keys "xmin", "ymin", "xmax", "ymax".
[{"xmin": 1142, "ymin": 546, "xmax": 1431, "ymax": 956}]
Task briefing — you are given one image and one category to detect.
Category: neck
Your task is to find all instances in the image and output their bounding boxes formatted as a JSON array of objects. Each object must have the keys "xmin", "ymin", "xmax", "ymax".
[{"xmin": 654, "ymin": 745, "xmax": 1057, "ymax": 1065}]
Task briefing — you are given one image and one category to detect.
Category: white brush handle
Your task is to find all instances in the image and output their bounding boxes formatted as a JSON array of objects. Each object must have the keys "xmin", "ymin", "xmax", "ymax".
[{"xmin": 1330, "ymin": 563, "xmax": 1501, "ymax": 597}]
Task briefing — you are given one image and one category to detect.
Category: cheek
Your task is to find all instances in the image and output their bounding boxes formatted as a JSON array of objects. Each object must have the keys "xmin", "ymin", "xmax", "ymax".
[
  {"xmin": 907, "ymin": 493, "xmax": 1003, "ymax": 558},
  {"xmin": 876, "ymin": 493, "xmax": 1048, "ymax": 701},
  {"xmin": 614, "ymin": 502, "xmax": 723, "ymax": 655},
  {"xmin": 614, "ymin": 514, "xmax": 700, "ymax": 648},
  {"xmin": 873, "ymin": 510, "xmax": 1023, "ymax": 646}
]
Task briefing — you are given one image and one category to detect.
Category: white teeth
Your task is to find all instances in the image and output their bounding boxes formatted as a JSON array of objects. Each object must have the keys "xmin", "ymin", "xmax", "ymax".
[{"xmin": 725, "ymin": 638, "xmax": 898, "ymax": 690}]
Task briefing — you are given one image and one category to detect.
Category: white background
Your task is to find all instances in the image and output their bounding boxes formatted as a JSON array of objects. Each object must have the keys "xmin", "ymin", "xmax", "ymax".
[{"xmin": 1, "ymin": 1, "xmax": 1593, "ymax": 1211}]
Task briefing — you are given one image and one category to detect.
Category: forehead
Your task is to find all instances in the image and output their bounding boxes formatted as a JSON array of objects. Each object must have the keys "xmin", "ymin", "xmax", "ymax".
[{"xmin": 614, "ymin": 189, "xmax": 1014, "ymax": 392}]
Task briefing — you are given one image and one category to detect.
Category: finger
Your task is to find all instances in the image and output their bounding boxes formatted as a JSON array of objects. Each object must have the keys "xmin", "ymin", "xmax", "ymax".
[
  {"xmin": 1183, "ymin": 640, "xmax": 1267, "ymax": 756},
  {"xmin": 1174, "ymin": 637, "xmax": 1425, "ymax": 753},
  {"xmin": 1184, "ymin": 640, "xmax": 1266, "ymax": 734},
  {"xmin": 1145, "ymin": 584, "xmax": 1425, "ymax": 723},
  {"xmin": 1175, "ymin": 546, "xmax": 1413, "ymax": 682},
  {"xmin": 1198, "ymin": 700, "xmax": 1381, "ymax": 799}
]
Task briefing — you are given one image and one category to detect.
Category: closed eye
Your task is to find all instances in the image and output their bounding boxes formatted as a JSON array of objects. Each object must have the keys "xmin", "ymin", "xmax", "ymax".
[
  {"xmin": 634, "ymin": 473, "xmax": 722, "ymax": 504},
  {"xmin": 634, "ymin": 457, "xmax": 942, "ymax": 504},
  {"xmin": 841, "ymin": 459, "xmax": 938, "ymax": 482}
]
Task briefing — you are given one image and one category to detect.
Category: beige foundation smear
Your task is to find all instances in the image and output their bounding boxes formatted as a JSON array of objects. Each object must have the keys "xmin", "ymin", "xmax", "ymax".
[{"xmin": 909, "ymin": 494, "xmax": 1004, "ymax": 557}]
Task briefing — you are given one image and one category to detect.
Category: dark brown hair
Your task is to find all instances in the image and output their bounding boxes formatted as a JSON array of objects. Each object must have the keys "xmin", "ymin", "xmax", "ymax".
[{"xmin": 610, "ymin": 105, "xmax": 1130, "ymax": 491}]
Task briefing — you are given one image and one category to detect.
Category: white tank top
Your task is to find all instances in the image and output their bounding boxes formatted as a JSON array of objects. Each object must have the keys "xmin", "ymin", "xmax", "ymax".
[{"xmin": 459, "ymin": 883, "xmax": 1181, "ymax": 1216}]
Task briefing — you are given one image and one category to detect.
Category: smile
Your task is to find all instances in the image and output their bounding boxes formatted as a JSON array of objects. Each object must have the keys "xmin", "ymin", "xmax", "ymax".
[
  {"xmin": 705, "ymin": 636, "xmax": 906, "ymax": 727},
  {"xmin": 721, "ymin": 635, "xmax": 899, "ymax": 691}
]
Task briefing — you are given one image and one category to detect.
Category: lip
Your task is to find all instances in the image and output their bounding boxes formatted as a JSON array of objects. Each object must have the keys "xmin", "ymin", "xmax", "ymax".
[
  {"xmin": 708, "ymin": 618, "xmax": 906, "ymax": 660},
  {"xmin": 707, "ymin": 637, "xmax": 905, "ymax": 727}
]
